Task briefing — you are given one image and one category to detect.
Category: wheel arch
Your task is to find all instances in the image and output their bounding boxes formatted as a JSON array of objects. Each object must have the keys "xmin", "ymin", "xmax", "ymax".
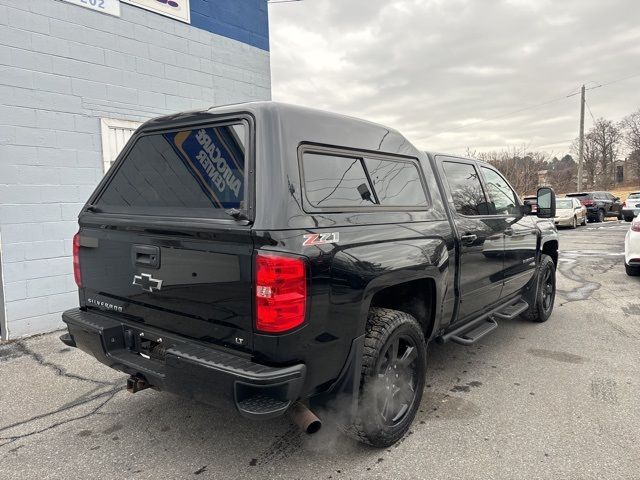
[{"xmin": 365, "ymin": 277, "xmax": 438, "ymax": 340}]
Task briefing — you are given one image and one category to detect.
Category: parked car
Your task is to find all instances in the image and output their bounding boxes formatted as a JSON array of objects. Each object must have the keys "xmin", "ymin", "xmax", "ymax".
[
  {"xmin": 523, "ymin": 195, "xmax": 538, "ymax": 213},
  {"xmin": 622, "ymin": 191, "xmax": 640, "ymax": 222},
  {"xmin": 59, "ymin": 102, "xmax": 559, "ymax": 448},
  {"xmin": 624, "ymin": 217, "xmax": 640, "ymax": 275},
  {"xmin": 565, "ymin": 191, "xmax": 623, "ymax": 222},
  {"xmin": 554, "ymin": 197, "xmax": 587, "ymax": 228}
]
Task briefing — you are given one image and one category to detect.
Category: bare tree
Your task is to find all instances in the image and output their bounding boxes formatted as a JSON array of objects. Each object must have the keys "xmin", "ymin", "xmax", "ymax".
[
  {"xmin": 476, "ymin": 145, "xmax": 547, "ymax": 194},
  {"xmin": 589, "ymin": 118, "xmax": 622, "ymax": 189},
  {"xmin": 621, "ymin": 110, "xmax": 640, "ymax": 181},
  {"xmin": 581, "ymin": 134, "xmax": 600, "ymax": 189}
]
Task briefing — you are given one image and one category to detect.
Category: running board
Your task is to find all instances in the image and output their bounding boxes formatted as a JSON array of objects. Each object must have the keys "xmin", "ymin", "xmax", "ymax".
[
  {"xmin": 491, "ymin": 299, "xmax": 529, "ymax": 320},
  {"xmin": 438, "ymin": 297, "xmax": 529, "ymax": 346},
  {"xmin": 450, "ymin": 318, "xmax": 498, "ymax": 346}
]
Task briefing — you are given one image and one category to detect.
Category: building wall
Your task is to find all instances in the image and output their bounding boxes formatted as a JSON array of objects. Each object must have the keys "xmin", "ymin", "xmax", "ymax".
[{"xmin": 0, "ymin": 0, "xmax": 271, "ymax": 339}]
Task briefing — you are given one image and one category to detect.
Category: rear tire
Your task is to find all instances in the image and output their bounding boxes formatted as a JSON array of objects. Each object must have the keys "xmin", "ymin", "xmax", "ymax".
[
  {"xmin": 596, "ymin": 210, "xmax": 605, "ymax": 223},
  {"xmin": 581, "ymin": 216, "xmax": 587, "ymax": 226},
  {"xmin": 625, "ymin": 264, "xmax": 640, "ymax": 276},
  {"xmin": 625, "ymin": 216, "xmax": 633, "ymax": 222},
  {"xmin": 617, "ymin": 211, "xmax": 623, "ymax": 221},
  {"xmin": 348, "ymin": 308, "xmax": 427, "ymax": 448},
  {"xmin": 571, "ymin": 216, "xmax": 577, "ymax": 229},
  {"xmin": 523, "ymin": 254, "xmax": 555, "ymax": 323}
]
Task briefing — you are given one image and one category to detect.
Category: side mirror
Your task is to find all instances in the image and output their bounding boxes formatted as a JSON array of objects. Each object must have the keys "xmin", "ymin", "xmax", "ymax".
[{"xmin": 537, "ymin": 187, "xmax": 556, "ymax": 218}]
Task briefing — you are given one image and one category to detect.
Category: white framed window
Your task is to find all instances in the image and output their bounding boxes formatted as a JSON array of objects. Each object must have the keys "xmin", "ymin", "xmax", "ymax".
[{"xmin": 100, "ymin": 118, "xmax": 143, "ymax": 173}]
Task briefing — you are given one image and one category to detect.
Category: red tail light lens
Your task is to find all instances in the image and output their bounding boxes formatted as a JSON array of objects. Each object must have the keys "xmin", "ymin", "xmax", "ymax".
[
  {"xmin": 73, "ymin": 233, "xmax": 82, "ymax": 287},
  {"xmin": 255, "ymin": 252, "xmax": 307, "ymax": 333},
  {"xmin": 631, "ymin": 222, "xmax": 640, "ymax": 232},
  {"xmin": 581, "ymin": 200, "xmax": 593, "ymax": 206}
]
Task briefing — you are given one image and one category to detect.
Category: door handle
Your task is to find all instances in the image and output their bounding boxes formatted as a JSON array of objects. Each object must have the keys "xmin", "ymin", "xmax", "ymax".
[{"xmin": 460, "ymin": 234, "xmax": 477, "ymax": 245}]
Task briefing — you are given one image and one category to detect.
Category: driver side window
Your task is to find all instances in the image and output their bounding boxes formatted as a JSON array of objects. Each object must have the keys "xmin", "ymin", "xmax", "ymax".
[{"xmin": 480, "ymin": 167, "xmax": 518, "ymax": 215}]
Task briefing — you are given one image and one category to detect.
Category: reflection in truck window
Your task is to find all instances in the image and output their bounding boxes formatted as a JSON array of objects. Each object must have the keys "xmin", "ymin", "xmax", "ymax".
[
  {"xmin": 442, "ymin": 161, "xmax": 488, "ymax": 216},
  {"xmin": 481, "ymin": 167, "xmax": 518, "ymax": 215},
  {"xmin": 96, "ymin": 123, "xmax": 247, "ymax": 216},
  {"xmin": 364, "ymin": 158, "xmax": 427, "ymax": 207}
]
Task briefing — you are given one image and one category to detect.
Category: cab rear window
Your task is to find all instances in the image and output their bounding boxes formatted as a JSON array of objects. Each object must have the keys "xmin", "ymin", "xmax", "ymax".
[{"xmin": 96, "ymin": 123, "xmax": 248, "ymax": 217}]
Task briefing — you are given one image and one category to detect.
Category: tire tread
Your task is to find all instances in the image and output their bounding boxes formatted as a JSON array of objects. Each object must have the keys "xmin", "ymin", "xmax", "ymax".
[{"xmin": 348, "ymin": 308, "xmax": 426, "ymax": 447}]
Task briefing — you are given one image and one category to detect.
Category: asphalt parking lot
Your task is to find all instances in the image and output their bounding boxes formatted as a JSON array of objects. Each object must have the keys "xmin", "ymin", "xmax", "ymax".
[{"xmin": 1, "ymin": 220, "xmax": 638, "ymax": 480}]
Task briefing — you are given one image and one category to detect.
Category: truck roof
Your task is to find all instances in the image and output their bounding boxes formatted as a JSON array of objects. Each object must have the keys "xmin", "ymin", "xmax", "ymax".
[{"xmin": 139, "ymin": 101, "xmax": 404, "ymax": 141}]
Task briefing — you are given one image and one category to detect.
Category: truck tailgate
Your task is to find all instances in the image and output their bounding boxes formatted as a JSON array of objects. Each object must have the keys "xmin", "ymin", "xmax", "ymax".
[{"xmin": 79, "ymin": 224, "xmax": 254, "ymax": 350}]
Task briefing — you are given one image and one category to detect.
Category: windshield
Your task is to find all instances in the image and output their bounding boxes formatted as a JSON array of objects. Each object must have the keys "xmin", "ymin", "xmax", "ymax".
[
  {"xmin": 95, "ymin": 122, "xmax": 248, "ymax": 217},
  {"xmin": 557, "ymin": 199, "xmax": 573, "ymax": 209},
  {"xmin": 628, "ymin": 193, "xmax": 640, "ymax": 199}
]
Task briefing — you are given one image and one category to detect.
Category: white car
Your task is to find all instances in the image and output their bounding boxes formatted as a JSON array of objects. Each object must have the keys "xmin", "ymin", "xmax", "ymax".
[
  {"xmin": 622, "ymin": 191, "xmax": 640, "ymax": 222},
  {"xmin": 624, "ymin": 217, "xmax": 640, "ymax": 275},
  {"xmin": 554, "ymin": 197, "xmax": 587, "ymax": 228}
]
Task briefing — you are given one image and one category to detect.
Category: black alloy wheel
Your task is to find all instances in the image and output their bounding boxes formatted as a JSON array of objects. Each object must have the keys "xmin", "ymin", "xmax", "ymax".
[
  {"xmin": 523, "ymin": 254, "xmax": 556, "ymax": 323},
  {"xmin": 541, "ymin": 264, "xmax": 555, "ymax": 314},
  {"xmin": 375, "ymin": 335, "xmax": 419, "ymax": 426}
]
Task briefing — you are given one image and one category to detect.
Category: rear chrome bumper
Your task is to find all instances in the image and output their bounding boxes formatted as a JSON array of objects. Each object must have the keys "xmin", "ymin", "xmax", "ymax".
[{"xmin": 62, "ymin": 308, "xmax": 306, "ymax": 419}]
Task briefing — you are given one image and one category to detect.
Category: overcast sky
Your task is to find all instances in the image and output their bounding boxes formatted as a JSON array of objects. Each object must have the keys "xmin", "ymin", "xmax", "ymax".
[{"xmin": 268, "ymin": 0, "xmax": 640, "ymax": 157}]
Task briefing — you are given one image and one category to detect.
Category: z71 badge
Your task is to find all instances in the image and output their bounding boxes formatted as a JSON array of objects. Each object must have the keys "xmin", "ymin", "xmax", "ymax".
[{"xmin": 303, "ymin": 232, "xmax": 340, "ymax": 247}]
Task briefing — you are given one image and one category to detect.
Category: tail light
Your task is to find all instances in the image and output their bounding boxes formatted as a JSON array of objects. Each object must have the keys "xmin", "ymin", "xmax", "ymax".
[
  {"xmin": 255, "ymin": 252, "xmax": 307, "ymax": 333},
  {"xmin": 581, "ymin": 200, "xmax": 593, "ymax": 206},
  {"xmin": 73, "ymin": 233, "xmax": 82, "ymax": 287},
  {"xmin": 631, "ymin": 222, "xmax": 640, "ymax": 232}
]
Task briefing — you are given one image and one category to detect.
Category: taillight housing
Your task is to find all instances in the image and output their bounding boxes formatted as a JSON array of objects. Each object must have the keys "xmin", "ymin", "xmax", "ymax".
[
  {"xmin": 73, "ymin": 233, "xmax": 82, "ymax": 287},
  {"xmin": 255, "ymin": 252, "xmax": 307, "ymax": 333}
]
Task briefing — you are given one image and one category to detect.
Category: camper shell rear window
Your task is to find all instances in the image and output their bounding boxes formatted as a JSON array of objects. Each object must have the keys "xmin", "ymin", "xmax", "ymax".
[{"xmin": 95, "ymin": 121, "xmax": 249, "ymax": 218}]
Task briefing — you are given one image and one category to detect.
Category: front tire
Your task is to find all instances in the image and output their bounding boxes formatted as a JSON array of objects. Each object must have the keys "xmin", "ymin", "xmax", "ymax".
[
  {"xmin": 523, "ymin": 254, "xmax": 556, "ymax": 323},
  {"xmin": 349, "ymin": 308, "xmax": 427, "ymax": 448}
]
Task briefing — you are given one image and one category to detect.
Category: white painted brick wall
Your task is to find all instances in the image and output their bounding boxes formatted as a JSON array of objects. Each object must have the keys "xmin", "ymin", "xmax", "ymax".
[{"xmin": 0, "ymin": 0, "xmax": 271, "ymax": 339}]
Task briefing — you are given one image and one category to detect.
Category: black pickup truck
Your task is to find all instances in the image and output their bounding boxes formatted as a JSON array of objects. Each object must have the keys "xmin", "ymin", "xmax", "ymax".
[{"xmin": 61, "ymin": 102, "xmax": 558, "ymax": 448}]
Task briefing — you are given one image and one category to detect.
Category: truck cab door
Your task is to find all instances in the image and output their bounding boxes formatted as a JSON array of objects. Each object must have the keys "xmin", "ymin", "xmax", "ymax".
[
  {"xmin": 478, "ymin": 166, "xmax": 538, "ymax": 300},
  {"xmin": 437, "ymin": 158, "xmax": 505, "ymax": 323}
]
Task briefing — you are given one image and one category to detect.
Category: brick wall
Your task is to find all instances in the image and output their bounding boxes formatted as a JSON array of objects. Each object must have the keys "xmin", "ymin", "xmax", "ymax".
[{"xmin": 0, "ymin": 0, "xmax": 271, "ymax": 339}]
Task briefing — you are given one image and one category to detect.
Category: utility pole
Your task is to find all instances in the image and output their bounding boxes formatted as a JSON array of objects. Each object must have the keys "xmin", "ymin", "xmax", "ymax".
[{"xmin": 577, "ymin": 84, "xmax": 585, "ymax": 191}]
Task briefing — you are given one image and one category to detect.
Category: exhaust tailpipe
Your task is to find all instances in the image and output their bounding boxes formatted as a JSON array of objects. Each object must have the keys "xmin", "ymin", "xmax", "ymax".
[
  {"xmin": 289, "ymin": 402, "xmax": 322, "ymax": 434},
  {"xmin": 126, "ymin": 375, "xmax": 150, "ymax": 394}
]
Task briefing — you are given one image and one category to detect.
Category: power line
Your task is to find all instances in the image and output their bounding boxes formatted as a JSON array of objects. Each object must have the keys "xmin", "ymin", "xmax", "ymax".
[
  {"xmin": 585, "ymin": 99, "xmax": 597, "ymax": 124},
  {"xmin": 422, "ymin": 94, "xmax": 574, "ymax": 139},
  {"xmin": 426, "ymin": 70, "xmax": 640, "ymax": 140}
]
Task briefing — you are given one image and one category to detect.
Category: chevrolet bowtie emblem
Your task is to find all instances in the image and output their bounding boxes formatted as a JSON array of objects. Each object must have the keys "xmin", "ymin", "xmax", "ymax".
[{"xmin": 132, "ymin": 273, "xmax": 163, "ymax": 292}]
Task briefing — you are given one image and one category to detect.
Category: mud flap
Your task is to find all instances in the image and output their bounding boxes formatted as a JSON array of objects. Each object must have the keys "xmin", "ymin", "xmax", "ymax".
[{"xmin": 311, "ymin": 334, "xmax": 364, "ymax": 421}]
